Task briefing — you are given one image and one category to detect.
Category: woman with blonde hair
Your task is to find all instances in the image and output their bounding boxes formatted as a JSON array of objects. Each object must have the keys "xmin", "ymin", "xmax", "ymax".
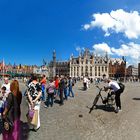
[{"xmin": 2, "ymin": 80, "xmax": 22, "ymax": 140}]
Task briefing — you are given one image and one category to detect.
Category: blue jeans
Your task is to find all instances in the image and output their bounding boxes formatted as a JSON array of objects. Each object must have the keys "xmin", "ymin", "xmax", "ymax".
[
  {"xmin": 46, "ymin": 93, "xmax": 54, "ymax": 107},
  {"xmin": 68, "ymin": 86, "xmax": 74, "ymax": 97},
  {"xmin": 54, "ymin": 89, "xmax": 59, "ymax": 96},
  {"xmin": 64, "ymin": 87, "xmax": 68, "ymax": 100},
  {"xmin": 42, "ymin": 85, "xmax": 46, "ymax": 101}
]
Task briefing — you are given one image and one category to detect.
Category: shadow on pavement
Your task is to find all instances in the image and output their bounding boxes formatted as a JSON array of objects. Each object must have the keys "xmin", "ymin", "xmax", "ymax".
[
  {"xmin": 132, "ymin": 98, "xmax": 140, "ymax": 100},
  {"xmin": 87, "ymin": 105, "xmax": 115, "ymax": 112},
  {"xmin": 96, "ymin": 105, "xmax": 115, "ymax": 112},
  {"xmin": 54, "ymin": 99, "xmax": 60, "ymax": 104},
  {"xmin": 20, "ymin": 121, "xmax": 30, "ymax": 140},
  {"xmin": 78, "ymin": 88, "xmax": 87, "ymax": 91}
]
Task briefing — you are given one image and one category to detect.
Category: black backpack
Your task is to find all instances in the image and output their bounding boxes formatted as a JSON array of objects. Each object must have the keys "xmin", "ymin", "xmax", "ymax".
[{"xmin": 118, "ymin": 82, "xmax": 125, "ymax": 93}]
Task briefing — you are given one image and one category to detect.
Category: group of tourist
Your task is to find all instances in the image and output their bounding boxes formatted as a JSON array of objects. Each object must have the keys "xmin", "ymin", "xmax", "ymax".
[
  {"xmin": 0, "ymin": 78, "xmax": 22, "ymax": 140},
  {"xmin": 44, "ymin": 75, "xmax": 75, "ymax": 107},
  {"xmin": 25, "ymin": 74, "xmax": 75, "ymax": 133},
  {"xmin": 0, "ymin": 75, "xmax": 48, "ymax": 139}
]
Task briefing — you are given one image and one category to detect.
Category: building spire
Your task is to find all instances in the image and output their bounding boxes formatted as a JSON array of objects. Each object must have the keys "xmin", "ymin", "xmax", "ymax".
[
  {"xmin": 53, "ymin": 50, "xmax": 56, "ymax": 63},
  {"xmin": 105, "ymin": 51, "xmax": 109, "ymax": 62}
]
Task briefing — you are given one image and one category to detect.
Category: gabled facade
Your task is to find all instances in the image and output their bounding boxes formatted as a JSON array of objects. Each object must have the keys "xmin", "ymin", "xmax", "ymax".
[
  {"xmin": 109, "ymin": 57, "xmax": 126, "ymax": 78},
  {"xmin": 70, "ymin": 49, "xmax": 109, "ymax": 78}
]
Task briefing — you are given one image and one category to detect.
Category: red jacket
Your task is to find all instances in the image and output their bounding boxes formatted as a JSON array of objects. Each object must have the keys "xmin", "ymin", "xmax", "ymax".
[{"xmin": 55, "ymin": 79, "xmax": 59, "ymax": 89}]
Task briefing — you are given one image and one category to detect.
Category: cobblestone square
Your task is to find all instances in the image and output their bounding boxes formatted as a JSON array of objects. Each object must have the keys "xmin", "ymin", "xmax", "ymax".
[{"xmin": 19, "ymin": 81, "xmax": 140, "ymax": 140}]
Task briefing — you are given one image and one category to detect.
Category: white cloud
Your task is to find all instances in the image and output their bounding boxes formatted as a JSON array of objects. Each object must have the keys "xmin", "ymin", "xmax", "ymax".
[
  {"xmin": 75, "ymin": 46, "xmax": 85, "ymax": 52},
  {"xmin": 83, "ymin": 24, "xmax": 90, "ymax": 30},
  {"xmin": 92, "ymin": 42, "xmax": 113, "ymax": 55},
  {"xmin": 84, "ymin": 9, "xmax": 140, "ymax": 39},
  {"xmin": 111, "ymin": 42, "xmax": 140, "ymax": 65},
  {"xmin": 111, "ymin": 42, "xmax": 140, "ymax": 59},
  {"xmin": 76, "ymin": 46, "xmax": 81, "ymax": 52},
  {"xmin": 75, "ymin": 42, "xmax": 140, "ymax": 65},
  {"xmin": 92, "ymin": 42, "xmax": 140, "ymax": 65}
]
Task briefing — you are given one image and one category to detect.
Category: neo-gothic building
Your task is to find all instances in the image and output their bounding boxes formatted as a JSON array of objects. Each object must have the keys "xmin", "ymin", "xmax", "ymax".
[
  {"xmin": 49, "ymin": 50, "xmax": 70, "ymax": 77},
  {"xmin": 49, "ymin": 49, "xmax": 126, "ymax": 79},
  {"xmin": 70, "ymin": 49, "xmax": 109, "ymax": 78}
]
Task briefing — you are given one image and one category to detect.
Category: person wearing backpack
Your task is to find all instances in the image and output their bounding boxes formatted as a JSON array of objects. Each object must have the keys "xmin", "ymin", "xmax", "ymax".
[
  {"xmin": 44, "ymin": 79, "xmax": 55, "ymax": 108},
  {"xmin": 104, "ymin": 78, "xmax": 124, "ymax": 113}
]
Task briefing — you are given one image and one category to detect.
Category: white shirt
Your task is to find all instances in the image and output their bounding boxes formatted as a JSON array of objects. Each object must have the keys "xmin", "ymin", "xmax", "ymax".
[
  {"xmin": 1, "ymin": 83, "xmax": 11, "ymax": 97},
  {"xmin": 108, "ymin": 81, "xmax": 120, "ymax": 92},
  {"xmin": 83, "ymin": 77, "xmax": 88, "ymax": 83}
]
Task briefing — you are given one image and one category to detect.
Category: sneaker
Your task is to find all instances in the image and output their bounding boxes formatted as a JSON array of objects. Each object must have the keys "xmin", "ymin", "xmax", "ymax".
[
  {"xmin": 115, "ymin": 107, "xmax": 122, "ymax": 113},
  {"xmin": 115, "ymin": 107, "xmax": 119, "ymax": 113},
  {"xmin": 44, "ymin": 105, "xmax": 48, "ymax": 108},
  {"xmin": 119, "ymin": 109, "xmax": 122, "ymax": 112}
]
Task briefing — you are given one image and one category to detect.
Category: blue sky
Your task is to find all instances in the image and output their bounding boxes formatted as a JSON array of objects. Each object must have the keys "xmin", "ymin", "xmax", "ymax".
[{"xmin": 0, "ymin": 0, "xmax": 140, "ymax": 66}]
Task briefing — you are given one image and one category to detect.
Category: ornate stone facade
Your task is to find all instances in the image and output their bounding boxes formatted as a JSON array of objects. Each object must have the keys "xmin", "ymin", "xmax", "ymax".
[{"xmin": 70, "ymin": 49, "xmax": 109, "ymax": 78}]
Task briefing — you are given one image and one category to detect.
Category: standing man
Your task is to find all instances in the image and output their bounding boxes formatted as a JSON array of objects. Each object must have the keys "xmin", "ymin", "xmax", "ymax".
[
  {"xmin": 40, "ymin": 75, "xmax": 47, "ymax": 101},
  {"xmin": 59, "ymin": 75, "xmax": 65, "ymax": 105},
  {"xmin": 68, "ymin": 77, "xmax": 74, "ymax": 98},
  {"xmin": 104, "ymin": 78, "xmax": 123, "ymax": 113},
  {"xmin": 1, "ymin": 77, "xmax": 10, "ymax": 98},
  {"xmin": 54, "ymin": 75, "xmax": 59, "ymax": 98},
  {"xmin": 83, "ymin": 76, "xmax": 88, "ymax": 90},
  {"xmin": 64, "ymin": 76, "xmax": 68, "ymax": 100}
]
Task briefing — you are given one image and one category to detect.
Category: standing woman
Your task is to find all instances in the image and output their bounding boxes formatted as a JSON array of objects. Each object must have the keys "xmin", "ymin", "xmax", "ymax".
[
  {"xmin": 27, "ymin": 75, "xmax": 42, "ymax": 131},
  {"xmin": 2, "ymin": 80, "xmax": 22, "ymax": 140},
  {"xmin": 40, "ymin": 75, "xmax": 46, "ymax": 101}
]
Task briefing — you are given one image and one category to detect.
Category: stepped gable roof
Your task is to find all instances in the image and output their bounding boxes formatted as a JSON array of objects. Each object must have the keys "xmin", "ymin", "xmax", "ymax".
[{"xmin": 109, "ymin": 58, "xmax": 124, "ymax": 65}]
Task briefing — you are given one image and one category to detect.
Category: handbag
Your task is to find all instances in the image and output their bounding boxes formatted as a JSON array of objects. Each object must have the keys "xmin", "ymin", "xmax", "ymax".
[
  {"xmin": 28, "ymin": 109, "xmax": 35, "ymax": 119},
  {"xmin": 31, "ymin": 110, "xmax": 38, "ymax": 126},
  {"xmin": 3, "ymin": 93, "xmax": 14, "ymax": 132},
  {"xmin": 0, "ymin": 116, "xmax": 3, "ymax": 134},
  {"xmin": 26, "ymin": 109, "xmax": 35, "ymax": 123},
  {"xmin": 3, "ymin": 117, "xmax": 13, "ymax": 132}
]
